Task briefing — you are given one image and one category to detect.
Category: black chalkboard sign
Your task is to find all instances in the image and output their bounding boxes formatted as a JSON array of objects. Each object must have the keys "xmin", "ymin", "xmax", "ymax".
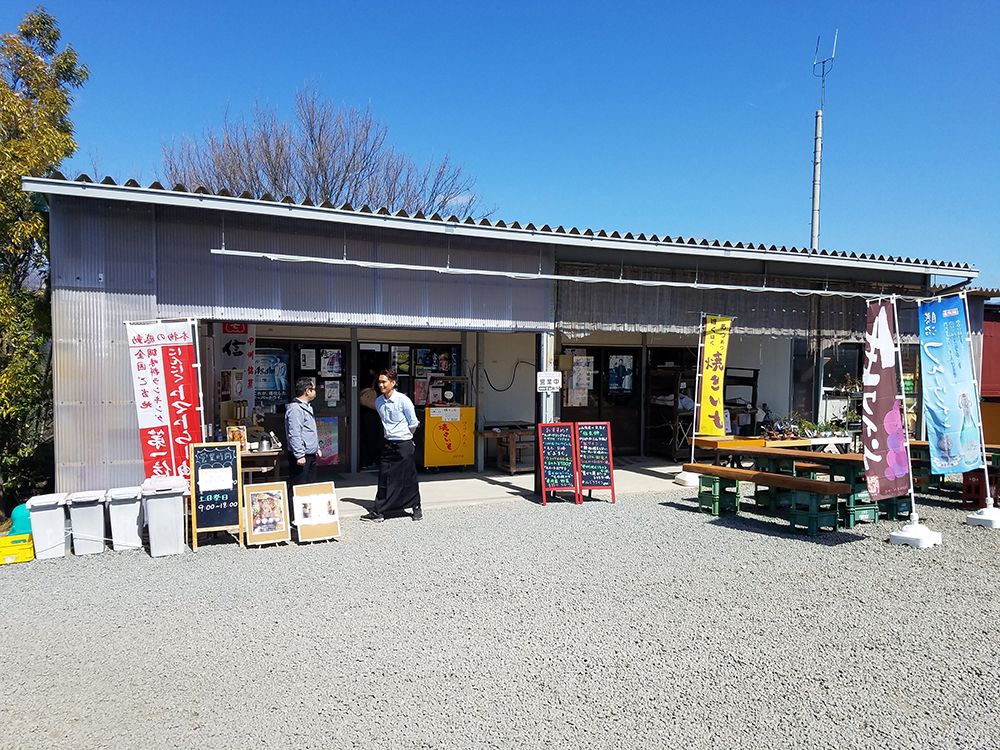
[
  {"xmin": 537, "ymin": 422, "xmax": 579, "ymax": 504},
  {"xmin": 575, "ymin": 421, "xmax": 616, "ymax": 503},
  {"xmin": 188, "ymin": 442, "xmax": 243, "ymax": 548}
]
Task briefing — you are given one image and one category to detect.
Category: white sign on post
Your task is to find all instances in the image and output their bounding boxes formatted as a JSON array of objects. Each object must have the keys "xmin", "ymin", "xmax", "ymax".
[{"xmin": 536, "ymin": 371, "xmax": 563, "ymax": 393}]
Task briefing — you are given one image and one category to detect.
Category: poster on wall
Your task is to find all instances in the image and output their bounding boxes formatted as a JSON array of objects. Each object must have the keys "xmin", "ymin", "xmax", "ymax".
[
  {"xmin": 324, "ymin": 380, "xmax": 341, "ymax": 407},
  {"xmin": 607, "ymin": 354, "xmax": 634, "ymax": 393},
  {"xmin": 319, "ymin": 348, "xmax": 342, "ymax": 377},
  {"xmin": 414, "ymin": 378, "xmax": 429, "ymax": 406},
  {"xmin": 918, "ymin": 294, "xmax": 984, "ymax": 474},
  {"xmin": 570, "ymin": 356, "xmax": 594, "ymax": 389},
  {"xmin": 126, "ymin": 319, "xmax": 204, "ymax": 478},
  {"xmin": 391, "ymin": 346, "xmax": 410, "ymax": 375},
  {"xmin": 316, "ymin": 416, "xmax": 339, "ymax": 466},
  {"xmin": 254, "ymin": 347, "xmax": 290, "ymax": 409},
  {"xmin": 414, "ymin": 348, "xmax": 433, "ymax": 376},
  {"xmin": 861, "ymin": 299, "xmax": 911, "ymax": 501},
  {"xmin": 214, "ymin": 322, "xmax": 256, "ymax": 410},
  {"xmin": 300, "ymin": 348, "xmax": 316, "ymax": 370},
  {"xmin": 435, "ymin": 347, "xmax": 459, "ymax": 375}
]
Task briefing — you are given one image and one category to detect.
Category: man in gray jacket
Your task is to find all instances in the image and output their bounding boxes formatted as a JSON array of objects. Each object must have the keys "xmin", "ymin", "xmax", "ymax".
[{"xmin": 285, "ymin": 376, "xmax": 322, "ymax": 486}]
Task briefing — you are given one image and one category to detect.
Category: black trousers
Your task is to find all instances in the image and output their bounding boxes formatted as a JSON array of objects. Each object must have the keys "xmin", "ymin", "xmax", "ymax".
[
  {"xmin": 289, "ymin": 453, "xmax": 318, "ymax": 487},
  {"xmin": 375, "ymin": 439, "xmax": 421, "ymax": 515}
]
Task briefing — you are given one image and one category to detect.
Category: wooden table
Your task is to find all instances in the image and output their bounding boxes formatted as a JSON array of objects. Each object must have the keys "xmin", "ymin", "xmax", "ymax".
[
  {"xmin": 478, "ymin": 427, "xmax": 535, "ymax": 475},
  {"xmin": 711, "ymin": 445, "xmax": 903, "ymax": 524},
  {"xmin": 240, "ymin": 449, "xmax": 280, "ymax": 485}
]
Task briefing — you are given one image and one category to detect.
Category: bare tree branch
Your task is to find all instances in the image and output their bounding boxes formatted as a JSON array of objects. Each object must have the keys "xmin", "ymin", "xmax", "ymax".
[{"xmin": 162, "ymin": 86, "xmax": 487, "ymax": 217}]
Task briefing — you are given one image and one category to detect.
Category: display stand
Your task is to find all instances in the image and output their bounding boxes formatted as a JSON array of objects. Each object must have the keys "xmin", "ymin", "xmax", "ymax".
[
  {"xmin": 188, "ymin": 442, "xmax": 244, "ymax": 551},
  {"xmin": 537, "ymin": 422, "xmax": 579, "ymax": 505},
  {"xmin": 291, "ymin": 482, "xmax": 342, "ymax": 542},
  {"xmin": 575, "ymin": 422, "xmax": 616, "ymax": 503}
]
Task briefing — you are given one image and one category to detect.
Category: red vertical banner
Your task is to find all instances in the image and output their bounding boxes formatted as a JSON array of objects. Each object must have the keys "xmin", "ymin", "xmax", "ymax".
[
  {"xmin": 862, "ymin": 299, "xmax": 911, "ymax": 501},
  {"xmin": 126, "ymin": 320, "xmax": 204, "ymax": 479}
]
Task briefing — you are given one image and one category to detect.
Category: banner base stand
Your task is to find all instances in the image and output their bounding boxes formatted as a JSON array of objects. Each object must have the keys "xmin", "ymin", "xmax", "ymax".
[
  {"xmin": 966, "ymin": 506, "xmax": 1000, "ymax": 529},
  {"xmin": 889, "ymin": 522, "xmax": 942, "ymax": 549},
  {"xmin": 673, "ymin": 471, "xmax": 699, "ymax": 487}
]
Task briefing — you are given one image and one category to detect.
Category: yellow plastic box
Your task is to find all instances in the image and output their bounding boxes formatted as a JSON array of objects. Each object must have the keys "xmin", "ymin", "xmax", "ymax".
[{"xmin": 0, "ymin": 533, "xmax": 35, "ymax": 565}]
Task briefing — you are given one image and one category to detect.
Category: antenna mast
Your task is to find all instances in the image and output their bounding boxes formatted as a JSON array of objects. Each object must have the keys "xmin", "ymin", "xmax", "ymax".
[{"xmin": 810, "ymin": 30, "xmax": 837, "ymax": 251}]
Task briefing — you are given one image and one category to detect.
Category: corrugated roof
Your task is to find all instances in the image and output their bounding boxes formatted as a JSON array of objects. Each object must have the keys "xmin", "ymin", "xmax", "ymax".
[{"xmin": 29, "ymin": 171, "xmax": 977, "ymax": 275}]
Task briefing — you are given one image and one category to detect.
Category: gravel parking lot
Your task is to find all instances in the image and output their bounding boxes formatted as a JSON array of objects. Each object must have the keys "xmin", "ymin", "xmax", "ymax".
[{"xmin": 3, "ymin": 485, "xmax": 999, "ymax": 750}]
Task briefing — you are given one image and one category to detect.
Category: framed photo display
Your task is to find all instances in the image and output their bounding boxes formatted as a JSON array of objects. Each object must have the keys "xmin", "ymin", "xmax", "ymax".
[
  {"xmin": 243, "ymin": 481, "xmax": 291, "ymax": 545},
  {"xmin": 291, "ymin": 481, "xmax": 342, "ymax": 542}
]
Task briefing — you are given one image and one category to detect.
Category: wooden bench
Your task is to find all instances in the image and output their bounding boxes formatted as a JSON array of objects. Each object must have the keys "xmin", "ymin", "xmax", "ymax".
[{"xmin": 683, "ymin": 463, "xmax": 853, "ymax": 535}]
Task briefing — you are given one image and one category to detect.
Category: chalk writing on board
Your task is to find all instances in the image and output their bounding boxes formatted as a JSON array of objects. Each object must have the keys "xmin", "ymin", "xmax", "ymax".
[
  {"xmin": 577, "ymin": 422, "xmax": 613, "ymax": 488},
  {"xmin": 538, "ymin": 423, "xmax": 576, "ymax": 490},
  {"xmin": 191, "ymin": 444, "xmax": 240, "ymax": 529}
]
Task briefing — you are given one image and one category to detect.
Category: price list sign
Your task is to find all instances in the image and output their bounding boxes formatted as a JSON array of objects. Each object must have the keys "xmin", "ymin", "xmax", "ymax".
[
  {"xmin": 575, "ymin": 422, "xmax": 616, "ymax": 503},
  {"xmin": 537, "ymin": 422, "xmax": 580, "ymax": 505},
  {"xmin": 188, "ymin": 442, "xmax": 243, "ymax": 550}
]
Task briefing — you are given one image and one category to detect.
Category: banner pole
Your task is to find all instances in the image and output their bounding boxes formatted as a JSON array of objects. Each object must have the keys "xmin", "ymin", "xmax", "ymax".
[
  {"xmin": 673, "ymin": 312, "xmax": 705, "ymax": 486},
  {"xmin": 890, "ymin": 297, "xmax": 919, "ymax": 524},
  {"xmin": 888, "ymin": 296, "xmax": 941, "ymax": 548},
  {"xmin": 961, "ymin": 292, "xmax": 1000, "ymax": 528},
  {"xmin": 690, "ymin": 311, "xmax": 706, "ymax": 467}
]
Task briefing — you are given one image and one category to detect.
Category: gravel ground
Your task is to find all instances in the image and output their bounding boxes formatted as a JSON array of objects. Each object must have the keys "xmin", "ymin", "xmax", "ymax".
[{"xmin": 2, "ymin": 486, "xmax": 1000, "ymax": 750}]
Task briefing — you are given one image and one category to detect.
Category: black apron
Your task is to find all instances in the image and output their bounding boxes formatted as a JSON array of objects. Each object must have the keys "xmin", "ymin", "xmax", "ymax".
[{"xmin": 375, "ymin": 439, "xmax": 421, "ymax": 514}]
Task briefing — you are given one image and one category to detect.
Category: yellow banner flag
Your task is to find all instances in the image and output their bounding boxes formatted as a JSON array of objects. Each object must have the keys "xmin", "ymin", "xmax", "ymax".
[{"xmin": 697, "ymin": 315, "xmax": 733, "ymax": 436}]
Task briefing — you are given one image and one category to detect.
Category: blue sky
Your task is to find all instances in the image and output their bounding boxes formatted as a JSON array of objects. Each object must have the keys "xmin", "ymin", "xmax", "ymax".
[{"xmin": 4, "ymin": 1, "xmax": 998, "ymax": 287}]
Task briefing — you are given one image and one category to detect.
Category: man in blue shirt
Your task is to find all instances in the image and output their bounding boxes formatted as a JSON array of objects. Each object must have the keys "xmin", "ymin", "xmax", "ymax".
[
  {"xmin": 362, "ymin": 368, "xmax": 422, "ymax": 522},
  {"xmin": 285, "ymin": 377, "xmax": 321, "ymax": 486}
]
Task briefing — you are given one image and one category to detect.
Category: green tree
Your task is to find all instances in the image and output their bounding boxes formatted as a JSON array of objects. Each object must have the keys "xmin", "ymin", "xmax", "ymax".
[{"xmin": 0, "ymin": 7, "xmax": 87, "ymax": 511}]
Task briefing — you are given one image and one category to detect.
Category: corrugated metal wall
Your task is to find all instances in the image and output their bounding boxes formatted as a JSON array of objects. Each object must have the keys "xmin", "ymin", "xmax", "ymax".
[{"xmin": 48, "ymin": 196, "xmax": 554, "ymax": 491}]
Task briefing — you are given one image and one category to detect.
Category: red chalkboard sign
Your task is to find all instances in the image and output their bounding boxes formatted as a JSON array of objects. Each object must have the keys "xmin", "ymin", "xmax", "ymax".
[
  {"xmin": 537, "ymin": 422, "xmax": 580, "ymax": 505},
  {"xmin": 574, "ymin": 421, "xmax": 616, "ymax": 503}
]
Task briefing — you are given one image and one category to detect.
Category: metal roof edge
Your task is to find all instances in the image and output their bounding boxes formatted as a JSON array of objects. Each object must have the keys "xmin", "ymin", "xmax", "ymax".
[{"xmin": 21, "ymin": 176, "xmax": 978, "ymax": 280}]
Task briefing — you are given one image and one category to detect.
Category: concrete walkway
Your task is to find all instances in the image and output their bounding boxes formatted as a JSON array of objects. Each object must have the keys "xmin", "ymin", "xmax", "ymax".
[{"xmin": 330, "ymin": 457, "xmax": 685, "ymax": 518}]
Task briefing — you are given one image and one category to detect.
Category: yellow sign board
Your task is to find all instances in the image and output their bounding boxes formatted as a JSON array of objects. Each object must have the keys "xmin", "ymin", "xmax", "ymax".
[
  {"xmin": 697, "ymin": 315, "xmax": 733, "ymax": 436},
  {"xmin": 424, "ymin": 406, "xmax": 476, "ymax": 467}
]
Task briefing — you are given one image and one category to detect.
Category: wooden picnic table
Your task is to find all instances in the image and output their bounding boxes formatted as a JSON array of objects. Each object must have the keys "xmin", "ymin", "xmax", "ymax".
[
  {"xmin": 708, "ymin": 444, "xmax": 909, "ymax": 523},
  {"xmin": 909, "ymin": 440, "xmax": 1000, "ymax": 451}
]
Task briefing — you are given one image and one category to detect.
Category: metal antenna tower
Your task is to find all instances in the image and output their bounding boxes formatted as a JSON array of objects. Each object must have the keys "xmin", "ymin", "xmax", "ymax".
[{"xmin": 810, "ymin": 30, "xmax": 837, "ymax": 250}]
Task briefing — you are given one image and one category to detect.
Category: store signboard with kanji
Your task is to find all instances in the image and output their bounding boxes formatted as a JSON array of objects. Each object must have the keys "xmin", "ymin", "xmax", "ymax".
[
  {"xmin": 126, "ymin": 320, "xmax": 204, "ymax": 478},
  {"xmin": 696, "ymin": 315, "xmax": 733, "ymax": 436},
  {"xmin": 214, "ymin": 322, "xmax": 257, "ymax": 409}
]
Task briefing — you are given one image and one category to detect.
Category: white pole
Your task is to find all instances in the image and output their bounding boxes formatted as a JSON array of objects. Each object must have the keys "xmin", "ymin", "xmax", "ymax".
[
  {"xmin": 690, "ymin": 312, "xmax": 707, "ymax": 467},
  {"xmin": 888, "ymin": 296, "xmax": 942, "ymax": 548},
  {"xmin": 891, "ymin": 298, "xmax": 919, "ymax": 524},
  {"xmin": 810, "ymin": 109, "xmax": 823, "ymax": 251},
  {"xmin": 674, "ymin": 312, "xmax": 706, "ymax": 486},
  {"xmin": 962, "ymin": 291, "xmax": 1000, "ymax": 528}
]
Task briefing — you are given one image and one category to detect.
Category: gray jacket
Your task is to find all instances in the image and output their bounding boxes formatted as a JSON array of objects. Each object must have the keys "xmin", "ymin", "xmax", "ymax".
[{"xmin": 284, "ymin": 399, "xmax": 319, "ymax": 458}]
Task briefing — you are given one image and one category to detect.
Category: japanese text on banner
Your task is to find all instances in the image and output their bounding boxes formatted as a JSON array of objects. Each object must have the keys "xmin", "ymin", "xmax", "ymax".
[
  {"xmin": 918, "ymin": 296, "xmax": 983, "ymax": 474},
  {"xmin": 697, "ymin": 315, "xmax": 732, "ymax": 436},
  {"xmin": 126, "ymin": 321, "xmax": 204, "ymax": 478},
  {"xmin": 861, "ymin": 300, "xmax": 911, "ymax": 501}
]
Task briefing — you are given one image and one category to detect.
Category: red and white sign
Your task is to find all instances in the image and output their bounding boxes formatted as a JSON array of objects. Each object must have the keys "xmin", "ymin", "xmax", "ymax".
[
  {"xmin": 214, "ymin": 322, "xmax": 257, "ymax": 408},
  {"xmin": 126, "ymin": 320, "xmax": 204, "ymax": 479}
]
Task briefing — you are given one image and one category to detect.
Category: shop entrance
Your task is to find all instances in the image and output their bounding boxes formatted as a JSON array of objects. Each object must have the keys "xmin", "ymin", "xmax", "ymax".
[
  {"xmin": 256, "ymin": 338, "xmax": 351, "ymax": 475},
  {"xmin": 560, "ymin": 346, "xmax": 642, "ymax": 455},
  {"xmin": 358, "ymin": 341, "xmax": 467, "ymax": 470}
]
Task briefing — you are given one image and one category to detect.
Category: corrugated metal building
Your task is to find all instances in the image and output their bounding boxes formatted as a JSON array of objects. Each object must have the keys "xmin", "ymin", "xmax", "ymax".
[{"xmin": 24, "ymin": 175, "xmax": 983, "ymax": 492}]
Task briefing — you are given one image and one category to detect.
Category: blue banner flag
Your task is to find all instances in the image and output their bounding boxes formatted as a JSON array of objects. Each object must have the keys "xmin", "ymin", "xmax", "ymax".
[{"xmin": 918, "ymin": 295, "xmax": 984, "ymax": 474}]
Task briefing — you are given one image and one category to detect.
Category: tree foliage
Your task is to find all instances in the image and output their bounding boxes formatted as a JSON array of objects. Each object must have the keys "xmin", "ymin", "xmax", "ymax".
[
  {"xmin": 0, "ymin": 7, "xmax": 87, "ymax": 509},
  {"xmin": 162, "ymin": 87, "xmax": 486, "ymax": 218}
]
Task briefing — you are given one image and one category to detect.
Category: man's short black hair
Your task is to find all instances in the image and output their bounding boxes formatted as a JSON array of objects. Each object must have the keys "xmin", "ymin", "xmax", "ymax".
[{"xmin": 295, "ymin": 377, "xmax": 314, "ymax": 397}]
